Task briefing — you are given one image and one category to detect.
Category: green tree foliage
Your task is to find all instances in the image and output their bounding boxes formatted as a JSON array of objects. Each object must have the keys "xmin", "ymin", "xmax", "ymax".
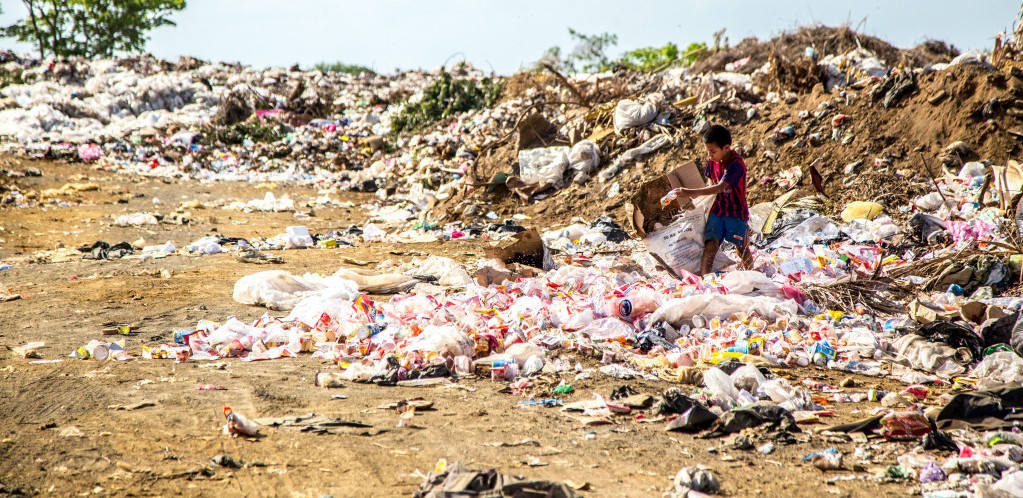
[
  {"xmin": 539, "ymin": 28, "xmax": 619, "ymax": 73},
  {"xmin": 619, "ymin": 43, "xmax": 681, "ymax": 71},
  {"xmin": 391, "ymin": 71, "xmax": 501, "ymax": 134},
  {"xmin": 2, "ymin": 0, "xmax": 186, "ymax": 59},
  {"xmin": 313, "ymin": 61, "xmax": 375, "ymax": 75},
  {"xmin": 540, "ymin": 28, "xmax": 714, "ymax": 74}
]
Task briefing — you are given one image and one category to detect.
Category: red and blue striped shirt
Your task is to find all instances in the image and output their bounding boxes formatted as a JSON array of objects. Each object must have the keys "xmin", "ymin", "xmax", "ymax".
[{"xmin": 705, "ymin": 152, "xmax": 749, "ymax": 220}]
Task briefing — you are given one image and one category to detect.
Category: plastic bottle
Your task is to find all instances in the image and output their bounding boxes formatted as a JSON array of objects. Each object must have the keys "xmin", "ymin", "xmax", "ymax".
[
  {"xmin": 223, "ymin": 407, "xmax": 259, "ymax": 436},
  {"xmin": 612, "ymin": 293, "xmax": 657, "ymax": 320}
]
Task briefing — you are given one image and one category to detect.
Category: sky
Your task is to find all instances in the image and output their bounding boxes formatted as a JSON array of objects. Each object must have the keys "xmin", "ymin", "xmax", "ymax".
[{"xmin": 0, "ymin": 1, "xmax": 1019, "ymax": 74}]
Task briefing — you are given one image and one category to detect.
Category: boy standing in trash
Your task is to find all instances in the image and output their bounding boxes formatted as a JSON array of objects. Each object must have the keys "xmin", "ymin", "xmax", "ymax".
[{"xmin": 667, "ymin": 124, "xmax": 753, "ymax": 275}]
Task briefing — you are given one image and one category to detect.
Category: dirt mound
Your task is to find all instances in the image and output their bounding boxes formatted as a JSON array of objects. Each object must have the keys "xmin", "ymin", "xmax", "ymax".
[
  {"xmin": 446, "ymin": 62, "xmax": 1022, "ymax": 233},
  {"xmin": 693, "ymin": 25, "xmax": 959, "ymax": 75}
]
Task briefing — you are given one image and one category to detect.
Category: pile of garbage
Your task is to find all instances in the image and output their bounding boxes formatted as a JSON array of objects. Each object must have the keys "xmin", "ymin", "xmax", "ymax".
[{"xmin": 8, "ymin": 23, "xmax": 1023, "ymax": 496}]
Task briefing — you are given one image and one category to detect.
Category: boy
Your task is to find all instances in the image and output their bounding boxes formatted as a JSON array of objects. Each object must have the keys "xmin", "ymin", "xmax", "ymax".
[{"xmin": 667, "ymin": 124, "xmax": 753, "ymax": 275}]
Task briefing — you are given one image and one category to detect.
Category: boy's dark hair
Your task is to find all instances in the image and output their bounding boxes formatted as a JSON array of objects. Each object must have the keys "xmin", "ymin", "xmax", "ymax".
[{"xmin": 702, "ymin": 124, "xmax": 732, "ymax": 147}]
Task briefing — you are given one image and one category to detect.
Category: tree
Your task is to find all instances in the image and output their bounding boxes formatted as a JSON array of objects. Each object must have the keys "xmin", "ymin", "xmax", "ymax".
[
  {"xmin": 2, "ymin": 0, "xmax": 186, "ymax": 59},
  {"xmin": 538, "ymin": 28, "xmax": 619, "ymax": 74}
]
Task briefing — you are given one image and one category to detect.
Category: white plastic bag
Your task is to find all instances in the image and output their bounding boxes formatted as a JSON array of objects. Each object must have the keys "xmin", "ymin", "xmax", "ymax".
[
  {"xmin": 731, "ymin": 364, "xmax": 767, "ymax": 393},
  {"xmin": 613, "ymin": 99, "xmax": 657, "ymax": 132},
  {"xmin": 651, "ymin": 294, "xmax": 797, "ymax": 324},
  {"xmin": 408, "ymin": 325, "xmax": 474, "ymax": 357},
  {"xmin": 518, "ymin": 146, "xmax": 569, "ymax": 188},
  {"xmin": 618, "ymin": 134, "xmax": 670, "ymax": 164},
  {"xmin": 398, "ymin": 256, "xmax": 472, "ymax": 287},
  {"xmin": 718, "ymin": 271, "xmax": 783, "ymax": 298},
  {"xmin": 703, "ymin": 367, "xmax": 739, "ymax": 403},
  {"xmin": 642, "ymin": 194, "xmax": 715, "ymax": 275},
  {"xmin": 972, "ymin": 351, "xmax": 1023, "ymax": 389},
  {"xmin": 578, "ymin": 317, "xmax": 634, "ymax": 341},
  {"xmin": 893, "ymin": 334, "xmax": 965, "ymax": 378},
  {"xmin": 232, "ymin": 270, "xmax": 358, "ymax": 311},
  {"xmin": 568, "ymin": 140, "xmax": 600, "ymax": 174}
]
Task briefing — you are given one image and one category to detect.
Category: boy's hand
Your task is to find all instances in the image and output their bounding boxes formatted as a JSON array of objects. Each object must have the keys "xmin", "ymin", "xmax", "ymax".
[{"xmin": 660, "ymin": 188, "xmax": 688, "ymax": 208}]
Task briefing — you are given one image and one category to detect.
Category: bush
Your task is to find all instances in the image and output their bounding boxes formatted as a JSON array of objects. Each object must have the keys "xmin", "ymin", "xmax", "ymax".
[
  {"xmin": 201, "ymin": 120, "xmax": 287, "ymax": 146},
  {"xmin": 390, "ymin": 71, "xmax": 500, "ymax": 134},
  {"xmin": 619, "ymin": 42, "xmax": 708, "ymax": 72},
  {"xmin": 313, "ymin": 61, "xmax": 375, "ymax": 75}
]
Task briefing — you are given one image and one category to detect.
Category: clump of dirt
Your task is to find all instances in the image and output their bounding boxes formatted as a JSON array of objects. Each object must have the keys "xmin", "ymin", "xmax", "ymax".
[
  {"xmin": 450, "ymin": 61, "xmax": 1023, "ymax": 232},
  {"xmin": 694, "ymin": 25, "xmax": 959, "ymax": 75}
]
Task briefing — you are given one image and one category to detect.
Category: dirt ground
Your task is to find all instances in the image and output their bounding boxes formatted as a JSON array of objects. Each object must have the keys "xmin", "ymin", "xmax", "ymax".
[{"xmin": 0, "ymin": 158, "xmax": 940, "ymax": 497}]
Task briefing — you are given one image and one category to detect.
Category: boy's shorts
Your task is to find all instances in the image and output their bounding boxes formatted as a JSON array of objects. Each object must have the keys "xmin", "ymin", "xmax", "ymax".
[{"xmin": 705, "ymin": 213, "xmax": 749, "ymax": 248}]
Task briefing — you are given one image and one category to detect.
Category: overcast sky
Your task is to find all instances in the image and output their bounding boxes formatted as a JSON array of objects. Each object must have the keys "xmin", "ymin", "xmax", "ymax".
[{"xmin": 0, "ymin": 1, "xmax": 1019, "ymax": 74}]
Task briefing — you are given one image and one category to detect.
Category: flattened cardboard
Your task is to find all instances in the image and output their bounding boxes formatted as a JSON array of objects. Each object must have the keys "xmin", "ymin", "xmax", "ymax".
[
  {"xmin": 630, "ymin": 161, "xmax": 707, "ymax": 237},
  {"xmin": 484, "ymin": 228, "xmax": 545, "ymax": 269}
]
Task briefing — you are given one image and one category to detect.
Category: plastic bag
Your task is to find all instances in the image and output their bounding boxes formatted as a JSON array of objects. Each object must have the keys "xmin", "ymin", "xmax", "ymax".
[
  {"xmin": 879, "ymin": 409, "xmax": 932, "ymax": 438},
  {"xmin": 398, "ymin": 256, "xmax": 472, "ymax": 287},
  {"xmin": 613, "ymin": 99, "xmax": 657, "ymax": 132},
  {"xmin": 651, "ymin": 293, "xmax": 797, "ymax": 324},
  {"xmin": 840, "ymin": 201, "xmax": 884, "ymax": 222},
  {"xmin": 518, "ymin": 146, "xmax": 569, "ymax": 188},
  {"xmin": 893, "ymin": 334, "xmax": 965, "ymax": 378},
  {"xmin": 718, "ymin": 271, "xmax": 783, "ymax": 298},
  {"xmin": 972, "ymin": 351, "xmax": 1023, "ymax": 389},
  {"xmin": 408, "ymin": 325, "xmax": 474, "ymax": 357},
  {"xmin": 568, "ymin": 140, "xmax": 600, "ymax": 175},
  {"xmin": 578, "ymin": 317, "xmax": 634, "ymax": 342},
  {"xmin": 618, "ymin": 133, "xmax": 670, "ymax": 165},
  {"xmin": 232, "ymin": 270, "xmax": 358, "ymax": 311},
  {"xmin": 731, "ymin": 364, "xmax": 767, "ymax": 393},
  {"xmin": 703, "ymin": 367, "xmax": 739, "ymax": 404},
  {"xmin": 115, "ymin": 212, "xmax": 158, "ymax": 226}
]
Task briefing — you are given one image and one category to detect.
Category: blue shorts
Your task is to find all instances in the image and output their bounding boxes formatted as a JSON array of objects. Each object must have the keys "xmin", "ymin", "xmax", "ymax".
[{"xmin": 705, "ymin": 213, "xmax": 749, "ymax": 247}]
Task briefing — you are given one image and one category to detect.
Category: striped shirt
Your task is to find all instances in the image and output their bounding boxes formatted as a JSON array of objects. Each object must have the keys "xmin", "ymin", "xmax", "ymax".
[{"xmin": 705, "ymin": 152, "xmax": 749, "ymax": 220}]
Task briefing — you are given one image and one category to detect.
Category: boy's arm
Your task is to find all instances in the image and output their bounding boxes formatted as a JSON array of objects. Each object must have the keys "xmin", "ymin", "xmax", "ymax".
[{"xmin": 672, "ymin": 181, "xmax": 729, "ymax": 198}]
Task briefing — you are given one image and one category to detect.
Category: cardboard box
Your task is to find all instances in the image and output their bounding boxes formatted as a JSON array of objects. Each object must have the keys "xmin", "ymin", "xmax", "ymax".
[
  {"xmin": 630, "ymin": 161, "xmax": 707, "ymax": 237},
  {"xmin": 629, "ymin": 161, "xmax": 730, "ymax": 277}
]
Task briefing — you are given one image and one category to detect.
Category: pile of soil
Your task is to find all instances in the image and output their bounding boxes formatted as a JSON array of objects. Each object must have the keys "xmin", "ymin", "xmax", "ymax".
[
  {"xmin": 449, "ymin": 61, "xmax": 1022, "ymax": 232},
  {"xmin": 693, "ymin": 25, "xmax": 960, "ymax": 75}
]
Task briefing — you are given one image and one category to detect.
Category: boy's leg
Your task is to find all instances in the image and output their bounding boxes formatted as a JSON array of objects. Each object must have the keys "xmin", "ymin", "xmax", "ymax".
[
  {"xmin": 703, "ymin": 214, "xmax": 726, "ymax": 275},
  {"xmin": 724, "ymin": 218, "xmax": 754, "ymax": 270},
  {"xmin": 701, "ymin": 239, "xmax": 720, "ymax": 275},
  {"xmin": 736, "ymin": 239, "xmax": 753, "ymax": 270}
]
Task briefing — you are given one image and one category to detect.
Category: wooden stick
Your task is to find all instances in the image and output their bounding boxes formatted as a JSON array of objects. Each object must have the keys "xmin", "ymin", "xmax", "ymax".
[
  {"xmin": 541, "ymin": 63, "xmax": 590, "ymax": 107},
  {"xmin": 919, "ymin": 151, "xmax": 950, "ymax": 208}
]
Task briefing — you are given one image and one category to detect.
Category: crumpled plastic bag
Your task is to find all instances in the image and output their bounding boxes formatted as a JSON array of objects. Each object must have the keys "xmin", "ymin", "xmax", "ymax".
[
  {"xmin": 892, "ymin": 334, "xmax": 965, "ymax": 378},
  {"xmin": 578, "ymin": 317, "xmax": 634, "ymax": 341},
  {"xmin": 397, "ymin": 255, "xmax": 472, "ymax": 287},
  {"xmin": 232, "ymin": 270, "xmax": 358, "ymax": 311},
  {"xmin": 651, "ymin": 294, "xmax": 797, "ymax": 324},
  {"xmin": 618, "ymin": 133, "xmax": 670, "ymax": 165},
  {"xmin": 718, "ymin": 271, "xmax": 783, "ymax": 298},
  {"xmin": 567, "ymin": 140, "xmax": 599, "ymax": 176},
  {"xmin": 517, "ymin": 146, "xmax": 569, "ymax": 188},
  {"xmin": 613, "ymin": 99, "xmax": 657, "ymax": 132},
  {"xmin": 840, "ymin": 201, "xmax": 884, "ymax": 222},
  {"xmin": 408, "ymin": 325, "xmax": 474, "ymax": 357},
  {"xmin": 972, "ymin": 351, "xmax": 1023, "ymax": 389}
]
